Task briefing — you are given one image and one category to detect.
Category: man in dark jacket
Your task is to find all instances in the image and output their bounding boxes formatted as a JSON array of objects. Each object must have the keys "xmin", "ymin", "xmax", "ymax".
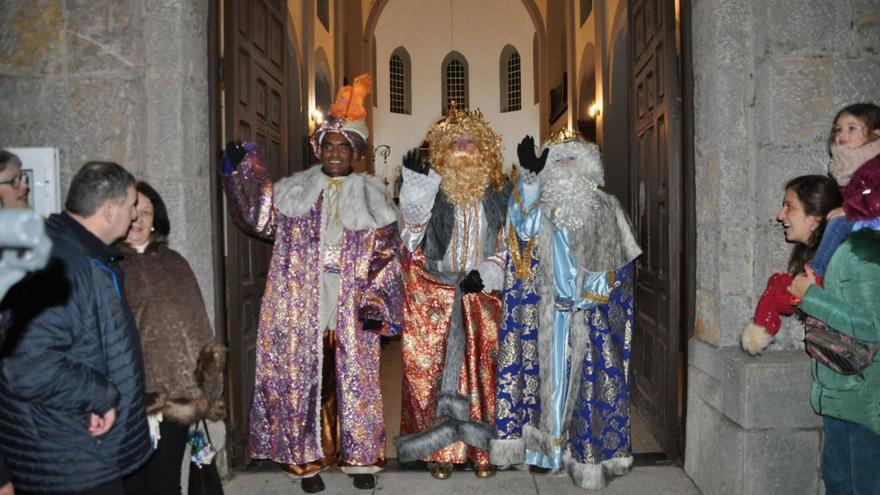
[{"xmin": 0, "ymin": 162, "xmax": 152, "ymax": 495}]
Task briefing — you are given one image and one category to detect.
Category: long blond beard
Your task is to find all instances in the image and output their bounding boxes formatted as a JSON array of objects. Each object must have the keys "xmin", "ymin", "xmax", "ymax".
[{"xmin": 435, "ymin": 151, "xmax": 491, "ymax": 206}]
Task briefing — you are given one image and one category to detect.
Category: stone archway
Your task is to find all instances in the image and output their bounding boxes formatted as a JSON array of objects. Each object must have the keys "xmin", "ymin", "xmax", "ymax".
[{"xmin": 363, "ymin": 0, "xmax": 550, "ymax": 139}]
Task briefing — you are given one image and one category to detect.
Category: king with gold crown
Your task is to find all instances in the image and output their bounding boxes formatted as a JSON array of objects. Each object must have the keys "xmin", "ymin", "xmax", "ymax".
[
  {"xmin": 219, "ymin": 75, "xmax": 403, "ymax": 493},
  {"xmin": 394, "ymin": 105, "xmax": 510, "ymax": 479}
]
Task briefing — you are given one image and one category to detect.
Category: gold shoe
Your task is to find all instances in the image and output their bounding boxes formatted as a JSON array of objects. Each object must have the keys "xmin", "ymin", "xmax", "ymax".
[
  {"xmin": 430, "ymin": 462, "xmax": 453, "ymax": 480},
  {"xmin": 474, "ymin": 464, "xmax": 497, "ymax": 478}
]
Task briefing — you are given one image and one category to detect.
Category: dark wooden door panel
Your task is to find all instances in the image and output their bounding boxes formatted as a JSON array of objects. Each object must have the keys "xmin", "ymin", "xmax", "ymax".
[
  {"xmin": 224, "ymin": 0, "xmax": 289, "ymax": 467},
  {"xmin": 629, "ymin": 0, "xmax": 684, "ymax": 459}
]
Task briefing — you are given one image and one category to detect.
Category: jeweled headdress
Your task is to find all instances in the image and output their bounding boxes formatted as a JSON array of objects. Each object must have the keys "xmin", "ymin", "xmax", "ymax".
[
  {"xmin": 548, "ymin": 127, "xmax": 579, "ymax": 145},
  {"xmin": 311, "ymin": 74, "xmax": 371, "ymax": 157}
]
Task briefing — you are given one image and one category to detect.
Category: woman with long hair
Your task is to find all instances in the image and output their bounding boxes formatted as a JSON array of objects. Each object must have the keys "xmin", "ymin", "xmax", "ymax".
[{"xmin": 742, "ymin": 175, "xmax": 843, "ymax": 354}]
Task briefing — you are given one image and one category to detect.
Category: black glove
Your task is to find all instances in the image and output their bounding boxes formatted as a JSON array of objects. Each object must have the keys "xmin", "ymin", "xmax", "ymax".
[
  {"xmin": 225, "ymin": 140, "xmax": 247, "ymax": 170},
  {"xmin": 362, "ymin": 319, "xmax": 383, "ymax": 331},
  {"xmin": 460, "ymin": 270, "xmax": 484, "ymax": 294},
  {"xmin": 517, "ymin": 135, "xmax": 549, "ymax": 175},
  {"xmin": 402, "ymin": 148, "xmax": 429, "ymax": 176}
]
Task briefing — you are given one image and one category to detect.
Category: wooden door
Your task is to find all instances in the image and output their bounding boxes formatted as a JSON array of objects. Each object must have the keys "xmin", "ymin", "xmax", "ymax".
[
  {"xmin": 628, "ymin": 0, "xmax": 684, "ymax": 459},
  {"xmin": 223, "ymin": 0, "xmax": 289, "ymax": 467}
]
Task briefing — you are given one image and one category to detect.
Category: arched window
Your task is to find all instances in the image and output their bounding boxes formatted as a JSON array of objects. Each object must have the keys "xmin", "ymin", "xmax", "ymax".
[
  {"xmin": 500, "ymin": 45, "xmax": 522, "ymax": 113},
  {"xmin": 441, "ymin": 51, "xmax": 468, "ymax": 114},
  {"xmin": 389, "ymin": 47, "xmax": 412, "ymax": 114}
]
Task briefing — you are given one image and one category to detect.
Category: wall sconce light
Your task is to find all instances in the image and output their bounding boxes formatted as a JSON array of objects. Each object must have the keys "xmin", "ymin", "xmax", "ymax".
[
  {"xmin": 309, "ymin": 107, "xmax": 325, "ymax": 129},
  {"xmin": 587, "ymin": 101, "xmax": 602, "ymax": 118},
  {"xmin": 373, "ymin": 144, "xmax": 391, "ymax": 165}
]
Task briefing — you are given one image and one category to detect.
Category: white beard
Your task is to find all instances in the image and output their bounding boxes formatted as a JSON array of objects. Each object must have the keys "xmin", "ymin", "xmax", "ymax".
[{"xmin": 540, "ymin": 167, "xmax": 599, "ymax": 232}]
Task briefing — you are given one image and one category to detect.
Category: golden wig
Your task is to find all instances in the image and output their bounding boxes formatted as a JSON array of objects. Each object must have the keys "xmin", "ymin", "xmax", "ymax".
[{"xmin": 426, "ymin": 109, "xmax": 505, "ymax": 192}]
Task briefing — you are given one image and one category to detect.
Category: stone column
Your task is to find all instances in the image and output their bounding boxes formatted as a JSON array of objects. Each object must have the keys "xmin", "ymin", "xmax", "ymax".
[{"xmin": 687, "ymin": 0, "xmax": 880, "ymax": 493}]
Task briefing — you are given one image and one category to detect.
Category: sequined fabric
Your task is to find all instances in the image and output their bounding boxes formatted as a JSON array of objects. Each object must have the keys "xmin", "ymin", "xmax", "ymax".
[
  {"xmin": 399, "ymin": 249, "xmax": 501, "ymax": 464},
  {"xmin": 222, "ymin": 150, "xmax": 403, "ymax": 467},
  {"xmin": 568, "ymin": 262, "xmax": 635, "ymax": 466},
  {"xmin": 495, "ymin": 240, "xmax": 542, "ymax": 443},
  {"xmin": 283, "ymin": 332, "xmax": 386, "ymax": 476}
]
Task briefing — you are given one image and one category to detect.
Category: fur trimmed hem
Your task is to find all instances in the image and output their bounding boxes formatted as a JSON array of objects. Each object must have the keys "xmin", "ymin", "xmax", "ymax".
[
  {"xmin": 340, "ymin": 465, "xmax": 383, "ymax": 475},
  {"xmin": 395, "ymin": 419, "xmax": 496, "ymax": 463},
  {"xmin": 436, "ymin": 393, "xmax": 470, "ymax": 420},
  {"xmin": 523, "ymin": 424, "xmax": 558, "ymax": 458},
  {"xmin": 564, "ymin": 451, "xmax": 633, "ymax": 490},
  {"xmin": 489, "ymin": 438, "xmax": 525, "ymax": 466},
  {"xmin": 283, "ymin": 466, "xmax": 329, "ymax": 479}
]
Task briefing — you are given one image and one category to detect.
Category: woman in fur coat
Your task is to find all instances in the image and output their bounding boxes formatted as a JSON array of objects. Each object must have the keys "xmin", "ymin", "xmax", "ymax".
[{"xmin": 119, "ymin": 181, "xmax": 225, "ymax": 495}]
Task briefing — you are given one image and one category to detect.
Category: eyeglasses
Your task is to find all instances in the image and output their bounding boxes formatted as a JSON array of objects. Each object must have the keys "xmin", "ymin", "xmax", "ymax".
[{"xmin": 0, "ymin": 173, "xmax": 28, "ymax": 189}]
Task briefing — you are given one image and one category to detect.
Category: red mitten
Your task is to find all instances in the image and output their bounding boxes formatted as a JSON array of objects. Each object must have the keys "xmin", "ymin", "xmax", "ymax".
[{"xmin": 742, "ymin": 273, "xmax": 798, "ymax": 355}]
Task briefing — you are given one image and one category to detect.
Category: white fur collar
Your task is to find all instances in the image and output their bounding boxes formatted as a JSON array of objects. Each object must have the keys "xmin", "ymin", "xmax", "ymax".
[{"xmin": 273, "ymin": 165, "xmax": 398, "ymax": 230}]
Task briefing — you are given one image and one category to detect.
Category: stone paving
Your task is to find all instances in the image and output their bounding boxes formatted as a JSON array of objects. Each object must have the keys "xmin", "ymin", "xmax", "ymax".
[{"xmin": 222, "ymin": 461, "xmax": 701, "ymax": 495}]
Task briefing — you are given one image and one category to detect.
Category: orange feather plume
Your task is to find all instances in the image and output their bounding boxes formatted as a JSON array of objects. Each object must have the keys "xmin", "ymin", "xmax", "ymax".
[{"xmin": 330, "ymin": 74, "xmax": 371, "ymax": 122}]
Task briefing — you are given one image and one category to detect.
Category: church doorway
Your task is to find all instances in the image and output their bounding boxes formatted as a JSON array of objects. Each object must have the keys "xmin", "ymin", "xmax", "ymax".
[{"xmin": 209, "ymin": 0, "xmax": 305, "ymax": 468}]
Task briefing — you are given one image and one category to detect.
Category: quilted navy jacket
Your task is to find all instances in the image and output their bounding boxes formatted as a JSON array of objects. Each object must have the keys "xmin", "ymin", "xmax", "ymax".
[{"xmin": 0, "ymin": 212, "xmax": 152, "ymax": 492}]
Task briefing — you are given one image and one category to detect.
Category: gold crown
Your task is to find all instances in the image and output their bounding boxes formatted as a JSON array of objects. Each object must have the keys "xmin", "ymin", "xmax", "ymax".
[
  {"xmin": 445, "ymin": 100, "xmax": 485, "ymax": 125},
  {"xmin": 549, "ymin": 127, "xmax": 579, "ymax": 145}
]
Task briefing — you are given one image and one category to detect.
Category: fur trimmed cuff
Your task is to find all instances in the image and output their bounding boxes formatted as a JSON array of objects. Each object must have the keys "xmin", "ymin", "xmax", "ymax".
[
  {"xmin": 399, "ymin": 167, "xmax": 441, "ymax": 224},
  {"xmin": 517, "ymin": 164, "xmax": 541, "ymax": 185},
  {"xmin": 395, "ymin": 419, "xmax": 496, "ymax": 463},
  {"xmin": 437, "ymin": 393, "xmax": 470, "ymax": 421},
  {"xmin": 476, "ymin": 261, "xmax": 504, "ymax": 293},
  {"xmin": 741, "ymin": 322, "xmax": 773, "ymax": 355},
  {"xmin": 395, "ymin": 421, "xmax": 459, "ymax": 463}
]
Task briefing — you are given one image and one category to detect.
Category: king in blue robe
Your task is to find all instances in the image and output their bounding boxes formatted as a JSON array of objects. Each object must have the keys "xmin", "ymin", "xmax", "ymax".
[{"xmin": 490, "ymin": 133, "xmax": 642, "ymax": 490}]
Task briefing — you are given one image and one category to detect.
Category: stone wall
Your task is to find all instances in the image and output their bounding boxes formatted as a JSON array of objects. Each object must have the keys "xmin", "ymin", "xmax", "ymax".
[
  {"xmin": 687, "ymin": 0, "xmax": 879, "ymax": 493},
  {"xmin": 0, "ymin": 0, "xmax": 214, "ymax": 326}
]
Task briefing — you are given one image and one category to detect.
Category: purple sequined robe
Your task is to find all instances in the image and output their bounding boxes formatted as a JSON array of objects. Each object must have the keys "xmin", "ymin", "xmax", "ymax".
[{"xmin": 221, "ymin": 147, "xmax": 403, "ymax": 466}]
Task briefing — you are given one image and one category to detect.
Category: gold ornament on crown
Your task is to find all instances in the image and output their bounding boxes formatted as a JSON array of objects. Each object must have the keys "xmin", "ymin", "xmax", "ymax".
[{"xmin": 549, "ymin": 127, "xmax": 580, "ymax": 145}]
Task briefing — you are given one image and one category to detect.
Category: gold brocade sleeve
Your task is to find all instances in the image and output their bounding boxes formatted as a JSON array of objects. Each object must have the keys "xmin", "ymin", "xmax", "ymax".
[
  {"xmin": 221, "ymin": 146, "xmax": 277, "ymax": 240},
  {"xmin": 358, "ymin": 222, "xmax": 404, "ymax": 334}
]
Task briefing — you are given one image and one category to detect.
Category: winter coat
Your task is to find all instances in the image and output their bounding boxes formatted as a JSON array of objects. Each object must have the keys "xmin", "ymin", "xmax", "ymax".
[
  {"xmin": 800, "ymin": 229, "xmax": 880, "ymax": 435},
  {"xmin": 829, "ymin": 140, "xmax": 880, "ymax": 221},
  {"xmin": 0, "ymin": 454, "xmax": 8, "ymax": 487},
  {"xmin": 0, "ymin": 312, "xmax": 9, "ymax": 487},
  {"xmin": 118, "ymin": 243, "xmax": 222, "ymax": 424},
  {"xmin": 0, "ymin": 212, "xmax": 152, "ymax": 493},
  {"xmin": 842, "ymin": 153, "xmax": 880, "ymax": 221}
]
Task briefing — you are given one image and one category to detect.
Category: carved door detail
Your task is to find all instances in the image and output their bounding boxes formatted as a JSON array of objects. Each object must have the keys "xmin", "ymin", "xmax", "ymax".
[
  {"xmin": 628, "ymin": 0, "xmax": 684, "ymax": 459},
  {"xmin": 223, "ymin": 0, "xmax": 288, "ymax": 467}
]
